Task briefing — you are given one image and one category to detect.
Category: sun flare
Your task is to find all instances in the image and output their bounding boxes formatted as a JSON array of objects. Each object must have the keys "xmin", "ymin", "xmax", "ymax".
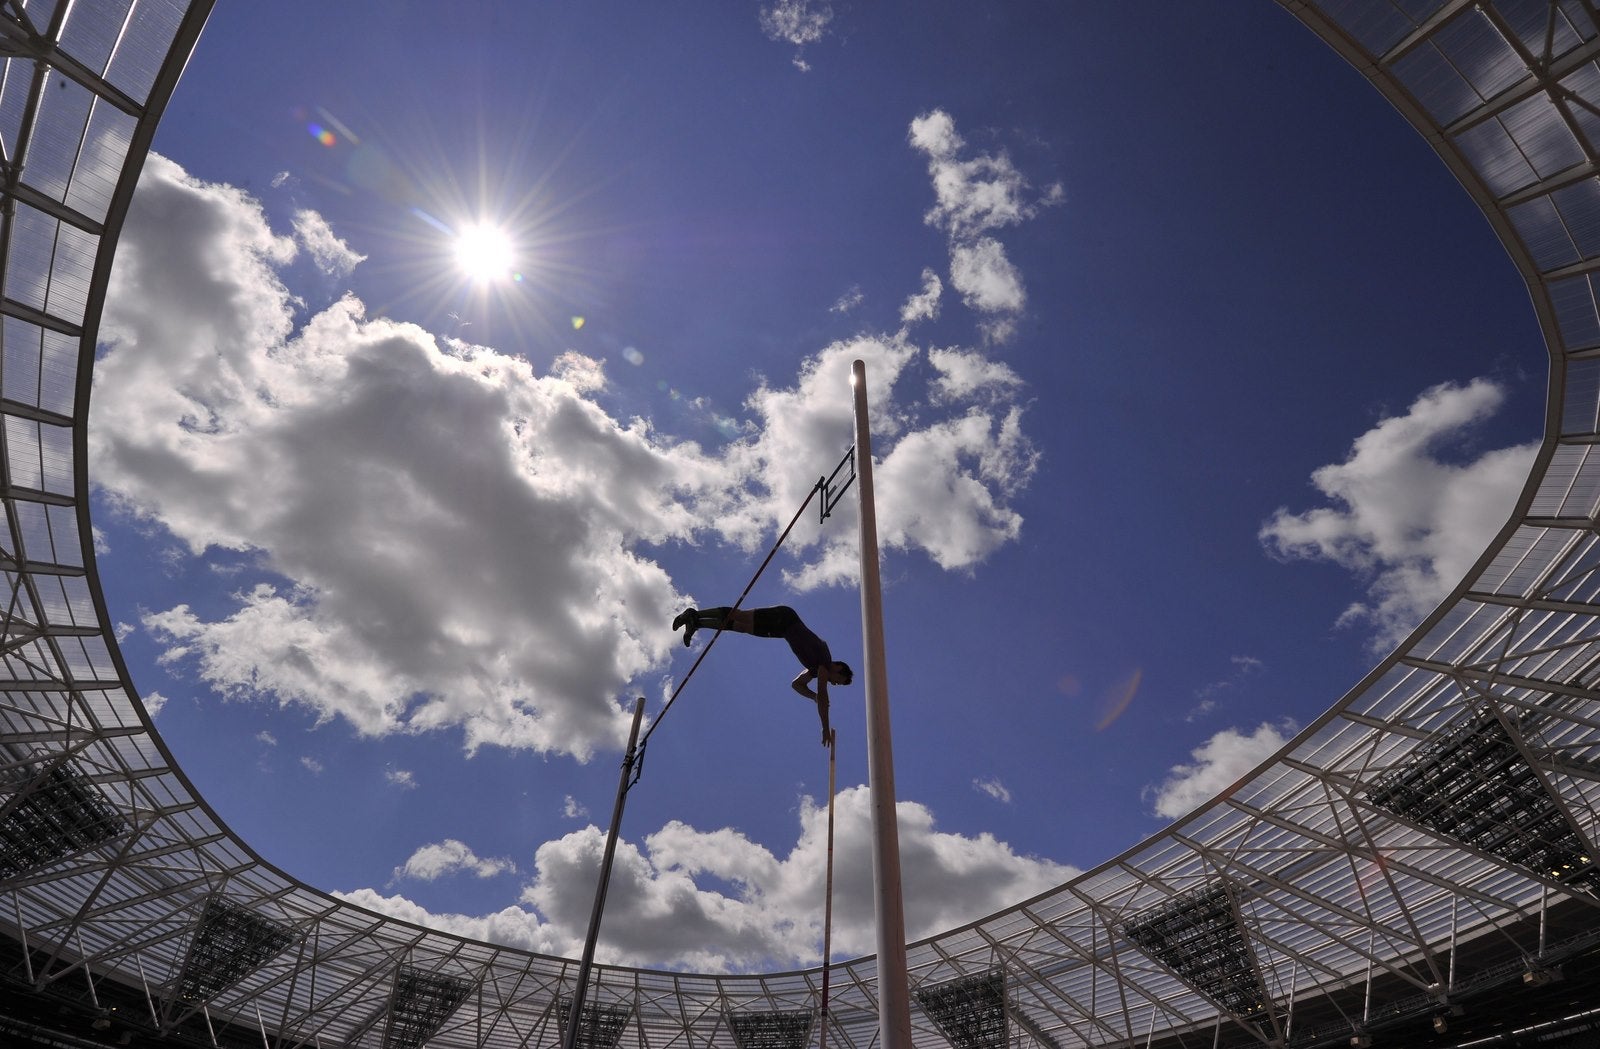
[{"xmin": 453, "ymin": 223, "xmax": 515, "ymax": 281}]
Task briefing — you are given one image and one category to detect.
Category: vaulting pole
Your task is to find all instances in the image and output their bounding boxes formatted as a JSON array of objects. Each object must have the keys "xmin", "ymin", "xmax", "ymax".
[
  {"xmin": 850, "ymin": 358, "xmax": 912, "ymax": 1049},
  {"xmin": 563, "ymin": 696, "xmax": 647, "ymax": 1049}
]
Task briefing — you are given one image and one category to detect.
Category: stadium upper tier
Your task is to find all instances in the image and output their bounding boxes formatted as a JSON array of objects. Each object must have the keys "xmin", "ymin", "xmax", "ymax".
[{"xmin": 4, "ymin": 2, "xmax": 1600, "ymax": 1048}]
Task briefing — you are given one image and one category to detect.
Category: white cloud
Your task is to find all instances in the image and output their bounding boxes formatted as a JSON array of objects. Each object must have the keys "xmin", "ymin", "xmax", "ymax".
[
  {"xmin": 909, "ymin": 112, "xmax": 1037, "ymax": 239},
  {"xmin": 722, "ymin": 335, "xmax": 1038, "ymax": 590},
  {"xmin": 760, "ymin": 0, "xmax": 833, "ymax": 58},
  {"xmin": 141, "ymin": 690, "xmax": 167, "ymax": 717},
  {"xmin": 1260, "ymin": 379, "xmax": 1536, "ymax": 648},
  {"xmin": 563, "ymin": 795, "xmax": 590, "ymax": 820},
  {"xmin": 907, "ymin": 111, "xmax": 1057, "ymax": 342},
  {"xmin": 300, "ymin": 756, "xmax": 324, "ymax": 774},
  {"xmin": 1147, "ymin": 721, "xmax": 1295, "ymax": 820},
  {"xmin": 1187, "ymin": 655, "xmax": 1265, "ymax": 721},
  {"xmin": 96, "ymin": 155, "xmax": 1038, "ymax": 758},
  {"xmin": 949, "ymin": 238, "xmax": 1025, "ymax": 317},
  {"xmin": 292, "ymin": 208, "xmax": 365, "ymax": 277},
  {"xmin": 928, "ymin": 347, "xmax": 1022, "ymax": 403},
  {"xmin": 393, "ymin": 839, "xmax": 516, "ymax": 882},
  {"xmin": 256, "ymin": 730, "xmax": 277, "ymax": 746},
  {"xmin": 972, "ymin": 777, "xmax": 1012, "ymax": 804},
  {"xmin": 337, "ymin": 888, "xmax": 570, "ymax": 955},
  {"xmin": 830, "ymin": 285, "xmax": 864, "ymax": 313},
  {"xmin": 900, "ymin": 268, "xmax": 942, "ymax": 326},
  {"xmin": 98, "ymin": 156, "xmax": 721, "ymax": 760},
  {"xmin": 386, "ymin": 768, "xmax": 417, "ymax": 789},
  {"xmin": 350, "ymin": 786, "xmax": 1074, "ymax": 972}
]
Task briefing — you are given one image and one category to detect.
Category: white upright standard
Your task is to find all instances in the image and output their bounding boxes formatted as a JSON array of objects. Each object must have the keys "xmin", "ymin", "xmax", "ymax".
[{"xmin": 850, "ymin": 358, "xmax": 913, "ymax": 1049}]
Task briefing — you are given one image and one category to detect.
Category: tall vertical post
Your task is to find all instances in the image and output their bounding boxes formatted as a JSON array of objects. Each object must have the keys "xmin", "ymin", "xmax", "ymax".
[
  {"xmin": 563, "ymin": 697, "xmax": 647, "ymax": 1049},
  {"xmin": 850, "ymin": 358, "xmax": 912, "ymax": 1049},
  {"xmin": 819, "ymin": 737, "xmax": 837, "ymax": 1049}
]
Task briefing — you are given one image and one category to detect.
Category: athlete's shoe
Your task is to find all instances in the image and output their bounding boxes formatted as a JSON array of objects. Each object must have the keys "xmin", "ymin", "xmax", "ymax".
[{"xmin": 672, "ymin": 608, "xmax": 697, "ymax": 647}]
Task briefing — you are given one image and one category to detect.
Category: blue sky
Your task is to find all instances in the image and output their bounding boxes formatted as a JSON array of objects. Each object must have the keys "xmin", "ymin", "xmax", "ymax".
[{"xmin": 87, "ymin": 2, "xmax": 1546, "ymax": 971}]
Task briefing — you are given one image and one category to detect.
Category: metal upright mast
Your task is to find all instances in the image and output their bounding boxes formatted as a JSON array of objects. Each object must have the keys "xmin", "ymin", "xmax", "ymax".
[{"xmin": 850, "ymin": 358, "xmax": 912, "ymax": 1049}]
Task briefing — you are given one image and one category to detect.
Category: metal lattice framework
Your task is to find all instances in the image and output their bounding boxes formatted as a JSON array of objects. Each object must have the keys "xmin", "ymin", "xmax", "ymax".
[
  {"xmin": 381, "ymin": 966, "xmax": 475, "ymax": 1049},
  {"xmin": 170, "ymin": 897, "xmax": 293, "ymax": 1008},
  {"xmin": 559, "ymin": 996, "xmax": 634, "ymax": 1049},
  {"xmin": 1121, "ymin": 887, "xmax": 1270, "ymax": 1030},
  {"xmin": 913, "ymin": 970, "xmax": 1008, "ymax": 1049},
  {"xmin": 1367, "ymin": 710, "xmax": 1600, "ymax": 891},
  {"xmin": 10, "ymin": 0, "xmax": 1600, "ymax": 1047},
  {"xmin": 0, "ymin": 758, "xmax": 124, "ymax": 879},
  {"xmin": 728, "ymin": 1009, "xmax": 815, "ymax": 1049}
]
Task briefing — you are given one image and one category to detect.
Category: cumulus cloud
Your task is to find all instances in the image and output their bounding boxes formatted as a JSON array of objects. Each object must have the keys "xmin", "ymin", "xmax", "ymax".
[
  {"xmin": 722, "ymin": 335, "xmax": 1038, "ymax": 590},
  {"xmin": 349, "ymin": 786, "xmax": 1073, "ymax": 972},
  {"xmin": 1147, "ymin": 721, "xmax": 1295, "ymax": 820},
  {"xmin": 141, "ymin": 690, "xmax": 168, "ymax": 717},
  {"xmin": 393, "ymin": 839, "xmax": 516, "ymax": 882},
  {"xmin": 1260, "ymin": 379, "xmax": 1536, "ymax": 648},
  {"xmin": 338, "ymin": 887, "xmax": 571, "ymax": 955},
  {"xmin": 95, "ymin": 155, "xmax": 1038, "ymax": 758},
  {"xmin": 292, "ymin": 208, "xmax": 364, "ymax": 277},
  {"xmin": 386, "ymin": 768, "xmax": 417, "ymax": 789},
  {"xmin": 98, "ymin": 156, "xmax": 724, "ymax": 760},
  {"xmin": 949, "ymin": 238, "xmax": 1025, "ymax": 318},
  {"xmin": 563, "ymin": 795, "xmax": 590, "ymax": 820},
  {"xmin": 300, "ymin": 756, "xmax": 324, "ymax": 774},
  {"xmin": 928, "ymin": 347, "xmax": 1023, "ymax": 403},
  {"xmin": 830, "ymin": 285, "xmax": 864, "ymax": 314},
  {"xmin": 907, "ymin": 111, "xmax": 1058, "ymax": 342}
]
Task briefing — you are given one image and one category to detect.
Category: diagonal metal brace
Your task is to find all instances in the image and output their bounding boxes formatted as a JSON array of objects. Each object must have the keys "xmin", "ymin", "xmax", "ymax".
[{"xmin": 820, "ymin": 446, "xmax": 855, "ymax": 524}]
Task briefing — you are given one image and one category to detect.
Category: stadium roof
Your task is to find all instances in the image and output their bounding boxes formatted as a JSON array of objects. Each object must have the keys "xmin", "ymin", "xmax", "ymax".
[{"xmin": 5, "ymin": 2, "xmax": 1600, "ymax": 1047}]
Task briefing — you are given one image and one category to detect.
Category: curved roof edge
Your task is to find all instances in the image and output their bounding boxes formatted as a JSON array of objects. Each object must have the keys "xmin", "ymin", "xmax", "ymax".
[{"xmin": 7, "ymin": 3, "xmax": 1600, "ymax": 1048}]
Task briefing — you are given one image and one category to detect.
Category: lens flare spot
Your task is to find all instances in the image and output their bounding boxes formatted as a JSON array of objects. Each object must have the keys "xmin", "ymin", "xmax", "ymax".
[
  {"xmin": 1094, "ymin": 669, "xmax": 1142, "ymax": 732},
  {"xmin": 622, "ymin": 346, "xmax": 644, "ymax": 366},
  {"xmin": 307, "ymin": 123, "xmax": 336, "ymax": 147},
  {"xmin": 571, "ymin": 316, "xmax": 586, "ymax": 330}
]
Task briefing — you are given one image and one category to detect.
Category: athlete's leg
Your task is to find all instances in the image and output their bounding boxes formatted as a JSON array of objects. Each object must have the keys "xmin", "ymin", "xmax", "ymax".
[{"xmin": 694, "ymin": 607, "xmax": 755, "ymax": 633}]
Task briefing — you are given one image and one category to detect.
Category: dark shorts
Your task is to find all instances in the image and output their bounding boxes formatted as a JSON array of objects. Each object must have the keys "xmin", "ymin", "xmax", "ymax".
[
  {"xmin": 751, "ymin": 606, "xmax": 800, "ymax": 638},
  {"xmin": 752, "ymin": 606, "xmax": 832, "ymax": 672}
]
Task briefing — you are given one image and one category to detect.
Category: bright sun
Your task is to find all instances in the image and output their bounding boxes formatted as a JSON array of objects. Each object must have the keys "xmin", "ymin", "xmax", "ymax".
[{"xmin": 454, "ymin": 223, "xmax": 515, "ymax": 281}]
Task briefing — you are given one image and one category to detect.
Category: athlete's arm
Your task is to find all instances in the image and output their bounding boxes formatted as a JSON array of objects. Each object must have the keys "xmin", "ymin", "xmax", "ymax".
[{"xmin": 815, "ymin": 676, "xmax": 831, "ymax": 745}]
